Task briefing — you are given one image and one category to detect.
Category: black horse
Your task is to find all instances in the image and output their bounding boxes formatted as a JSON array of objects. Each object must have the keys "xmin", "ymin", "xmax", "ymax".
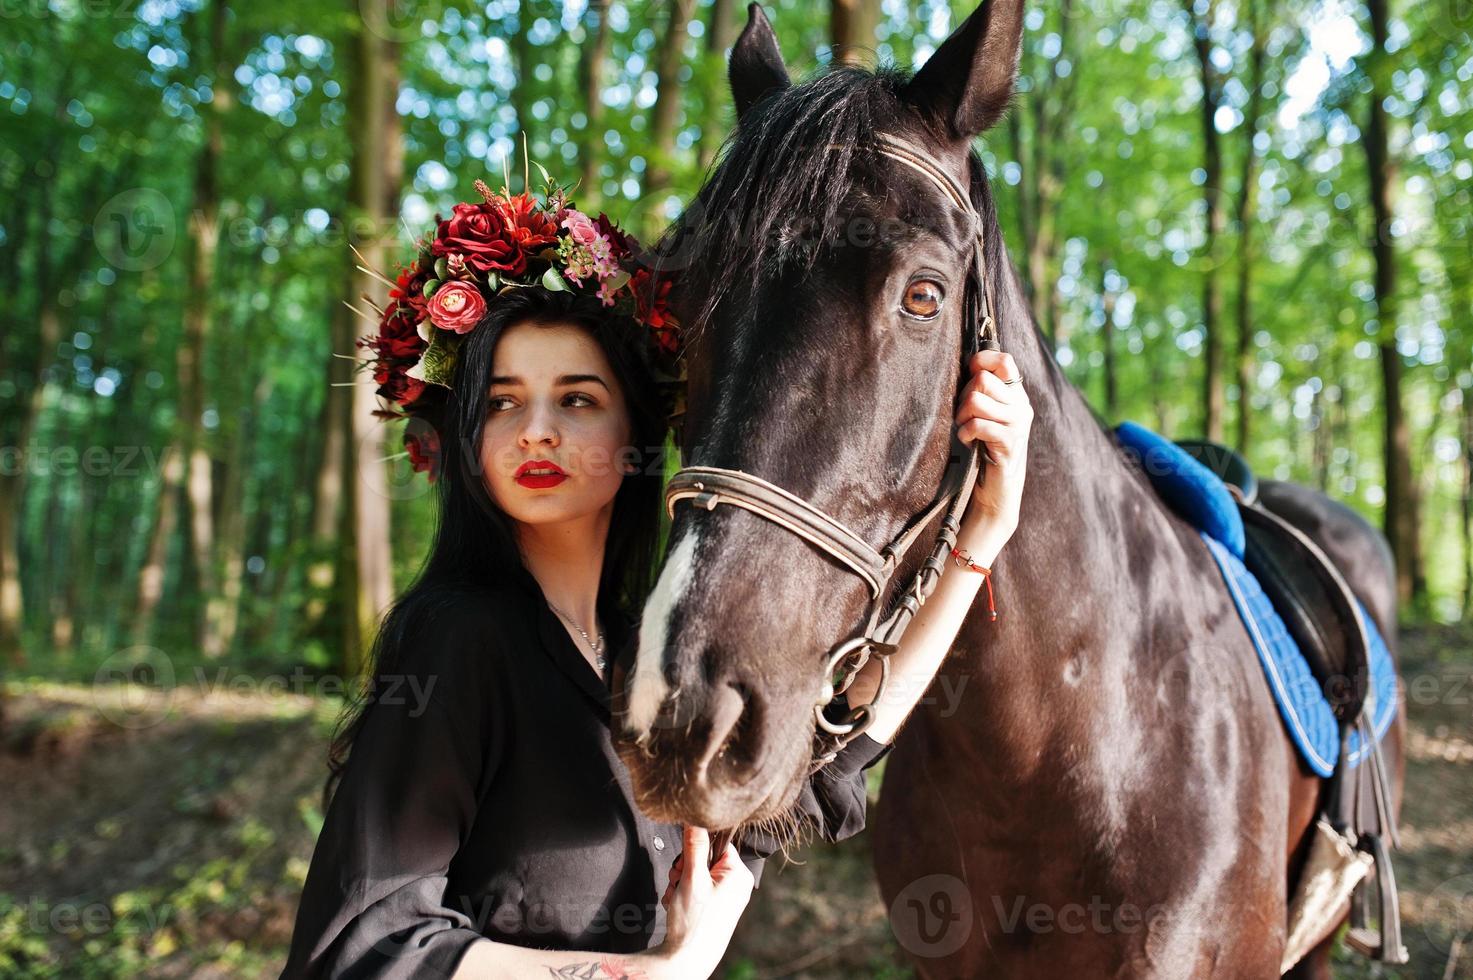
[{"xmin": 612, "ymin": 2, "xmax": 1405, "ymax": 975}]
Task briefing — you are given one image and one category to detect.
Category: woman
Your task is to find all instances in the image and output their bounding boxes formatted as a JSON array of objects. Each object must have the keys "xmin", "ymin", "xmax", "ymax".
[{"xmin": 282, "ymin": 172, "xmax": 1031, "ymax": 979}]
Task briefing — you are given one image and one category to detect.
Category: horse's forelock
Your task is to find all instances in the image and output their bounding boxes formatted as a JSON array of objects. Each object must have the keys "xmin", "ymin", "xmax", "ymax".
[{"xmin": 659, "ymin": 66, "xmax": 914, "ymax": 335}]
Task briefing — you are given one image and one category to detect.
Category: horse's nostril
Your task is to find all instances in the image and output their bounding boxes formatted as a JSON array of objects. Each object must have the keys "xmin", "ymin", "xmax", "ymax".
[{"xmin": 697, "ymin": 681, "xmax": 752, "ymax": 779}]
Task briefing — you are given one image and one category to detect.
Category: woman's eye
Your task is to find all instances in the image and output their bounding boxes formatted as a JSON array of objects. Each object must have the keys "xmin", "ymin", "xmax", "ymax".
[
  {"xmin": 487, "ymin": 396, "xmax": 515, "ymax": 411},
  {"xmin": 564, "ymin": 392, "xmax": 596, "ymax": 408},
  {"xmin": 901, "ymin": 279, "xmax": 944, "ymax": 319}
]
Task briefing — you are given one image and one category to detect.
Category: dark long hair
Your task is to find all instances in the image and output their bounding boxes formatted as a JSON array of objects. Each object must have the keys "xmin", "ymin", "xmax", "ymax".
[{"xmin": 325, "ymin": 288, "xmax": 669, "ymax": 794}]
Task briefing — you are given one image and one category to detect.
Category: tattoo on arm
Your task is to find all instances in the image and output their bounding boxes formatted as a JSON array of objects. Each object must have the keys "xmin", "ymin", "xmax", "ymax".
[{"xmin": 546, "ymin": 956, "xmax": 648, "ymax": 979}]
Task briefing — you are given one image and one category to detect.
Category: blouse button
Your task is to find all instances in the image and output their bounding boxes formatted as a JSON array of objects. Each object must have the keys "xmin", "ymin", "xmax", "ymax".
[{"xmin": 653, "ymin": 834, "xmax": 666, "ymax": 851}]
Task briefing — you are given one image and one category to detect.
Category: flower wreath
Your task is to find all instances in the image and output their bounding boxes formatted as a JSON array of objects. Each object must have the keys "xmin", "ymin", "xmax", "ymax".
[{"xmin": 354, "ymin": 165, "xmax": 684, "ymax": 481}]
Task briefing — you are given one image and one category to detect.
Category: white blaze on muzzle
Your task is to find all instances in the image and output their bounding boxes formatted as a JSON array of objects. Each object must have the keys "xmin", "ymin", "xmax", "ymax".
[{"xmin": 625, "ymin": 527, "xmax": 701, "ymax": 737}]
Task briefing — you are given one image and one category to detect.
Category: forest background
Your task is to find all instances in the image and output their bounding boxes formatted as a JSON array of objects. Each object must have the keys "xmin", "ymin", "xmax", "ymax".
[{"xmin": 1, "ymin": 0, "xmax": 1471, "ymax": 976}]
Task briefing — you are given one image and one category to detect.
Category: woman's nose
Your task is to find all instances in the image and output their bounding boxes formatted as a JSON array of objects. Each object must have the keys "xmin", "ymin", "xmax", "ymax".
[{"xmin": 517, "ymin": 400, "xmax": 560, "ymax": 448}]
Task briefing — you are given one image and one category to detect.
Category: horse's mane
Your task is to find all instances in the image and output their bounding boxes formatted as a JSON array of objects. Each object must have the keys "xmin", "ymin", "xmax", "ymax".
[{"xmin": 656, "ymin": 65, "xmax": 913, "ymax": 340}]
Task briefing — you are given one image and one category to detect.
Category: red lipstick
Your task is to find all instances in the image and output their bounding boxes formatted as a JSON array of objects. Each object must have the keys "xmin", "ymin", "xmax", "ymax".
[{"xmin": 514, "ymin": 458, "xmax": 568, "ymax": 489}]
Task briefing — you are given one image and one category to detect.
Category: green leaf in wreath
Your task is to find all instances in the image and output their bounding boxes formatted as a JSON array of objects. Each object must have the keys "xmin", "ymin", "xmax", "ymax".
[
  {"xmin": 541, "ymin": 267, "xmax": 570, "ymax": 292},
  {"xmin": 434, "ymin": 257, "xmax": 449, "ymax": 280},
  {"xmin": 406, "ymin": 328, "xmax": 459, "ymax": 389}
]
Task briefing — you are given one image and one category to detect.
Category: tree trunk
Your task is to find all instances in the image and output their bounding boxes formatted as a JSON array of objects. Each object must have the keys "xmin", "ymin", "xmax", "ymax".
[
  {"xmin": 0, "ymin": 474, "xmax": 22, "ymax": 662},
  {"xmin": 1463, "ymin": 381, "xmax": 1472, "ymax": 618},
  {"xmin": 1314, "ymin": 391, "xmax": 1332, "ymax": 493},
  {"xmin": 1008, "ymin": 109, "xmax": 1037, "ymax": 322},
  {"xmin": 0, "ymin": 56, "xmax": 74, "ymax": 664},
  {"xmin": 1187, "ymin": 0, "xmax": 1226, "ymax": 441},
  {"xmin": 508, "ymin": 11, "xmax": 535, "ymax": 144},
  {"xmin": 2, "ymin": 216, "xmax": 65, "ymax": 664},
  {"xmin": 209, "ymin": 371, "xmax": 269, "ymax": 660},
  {"xmin": 577, "ymin": 0, "xmax": 613, "ymax": 205},
  {"xmin": 830, "ymin": 0, "xmax": 880, "ymax": 67},
  {"xmin": 1234, "ymin": 0, "xmax": 1266, "ymax": 453},
  {"xmin": 1330, "ymin": 345, "xmax": 1349, "ymax": 491},
  {"xmin": 206, "ymin": 271, "xmax": 271, "ymax": 660},
  {"xmin": 1149, "ymin": 334, "xmax": 1172, "ymax": 435},
  {"xmin": 697, "ymin": 0, "xmax": 738, "ymax": 171},
  {"xmin": 178, "ymin": 0, "xmax": 230, "ymax": 655},
  {"xmin": 45, "ymin": 462, "xmax": 73, "ymax": 652},
  {"xmin": 133, "ymin": 448, "xmax": 185, "ymax": 643},
  {"xmin": 1012, "ymin": 0, "xmax": 1078, "ymax": 345},
  {"xmin": 0, "ymin": 306, "xmax": 62, "ymax": 664},
  {"xmin": 1100, "ymin": 262, "xmax": 1118, "ymax": 418},
  {"xmin": 344, "ymin": 0, "xmax": 403, "ymax": 677},
  {"xmin": 644, "ymin": 0, "xmax": 697, "ymax": 197},
  {"xmin": 1364, "ymin": 0, "xmax": 1419, "ymax": 609},
  {"xmin": 303, "ymin": 295, "xmax": 351, "ymax": 638}
]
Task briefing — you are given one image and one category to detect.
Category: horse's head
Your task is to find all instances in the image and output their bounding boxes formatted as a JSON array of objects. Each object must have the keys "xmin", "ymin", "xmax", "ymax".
[{"xmin": 612, "ymin": 0, "xmax": 1025, "ymax": 829}]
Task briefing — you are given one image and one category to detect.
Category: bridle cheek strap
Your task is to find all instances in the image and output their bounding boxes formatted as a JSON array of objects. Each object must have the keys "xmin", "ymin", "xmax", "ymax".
[
  {"xmin": 665, "ymin": 466, "xmax": 893, "ymax": 599},
  {"xmin": 663, "ymin": 131, "xmax": 998, "ymax": 772}
]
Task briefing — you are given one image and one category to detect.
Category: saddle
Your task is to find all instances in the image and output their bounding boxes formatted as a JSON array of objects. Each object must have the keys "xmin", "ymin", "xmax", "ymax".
[
  {"xmin": 1174, "ymin": 440, "xmax": 1371, "ymax": 723},
  {"xmin": 1119, "ymin": 426, "xmax": 1407, "ymax": 967}
]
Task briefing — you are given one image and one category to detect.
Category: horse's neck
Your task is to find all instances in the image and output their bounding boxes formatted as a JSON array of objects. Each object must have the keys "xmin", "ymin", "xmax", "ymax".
[
  {"xmin": 991, "ymin": 259, "xmax": 1135, "ymax": 571},
  {"xmin": 944, "ymin": 256, "xmax": 1199, "ymax": 758}
]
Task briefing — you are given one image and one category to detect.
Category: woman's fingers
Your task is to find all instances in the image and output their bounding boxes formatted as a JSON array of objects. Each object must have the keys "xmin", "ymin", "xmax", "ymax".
[
  {"xmin": 681, "ymin": 826, "xmax": 710, "ymax": 884},
  {"xmin": 958, "ymin": 418, "xmax": 1009, "ymax": 455},
  {"xmin": 962, "ymin": 358, "xmax": 1028, "ymax": 415},
  {"xmin": 958, "ymin": 417, "xmax": 1030, "ymax": 466},
  {"xmin": 955, "ymin": 389, "xmax": 1030, "ymax": 430},
  {"xmin": 968, "ymin": 349, "xmax": 1021, "ymax": 386},
  {"xmin": 708, "ymin": 842, "xmax": 749, "ymax": 884}
]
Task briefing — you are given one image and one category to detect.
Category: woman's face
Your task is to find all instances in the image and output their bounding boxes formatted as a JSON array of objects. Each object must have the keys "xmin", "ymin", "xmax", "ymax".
[{"xmin": 480, "ymin": 319, "xmax": 635, "ymax": 529}]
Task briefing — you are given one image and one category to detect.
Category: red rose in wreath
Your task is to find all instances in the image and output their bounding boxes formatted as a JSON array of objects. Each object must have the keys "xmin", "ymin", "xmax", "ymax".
[{"xmin": 431, "ymin": 202, "xmax": 525, "ymax": 276}]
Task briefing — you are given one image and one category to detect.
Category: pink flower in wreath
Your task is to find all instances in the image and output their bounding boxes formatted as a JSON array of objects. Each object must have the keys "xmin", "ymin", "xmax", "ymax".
[
  {"xmin": 561, "ymin": 210, "xmax": 601, "ymax": 247},
  {"xmin": 427, "ymin": 280, "xmax": 486, "ymax": 334}
]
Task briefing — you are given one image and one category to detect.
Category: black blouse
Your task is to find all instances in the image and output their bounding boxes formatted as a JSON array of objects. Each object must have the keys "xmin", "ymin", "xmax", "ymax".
[{"xmin": 280, "ymin": 566, "xmax": 892, "ymax": 979}]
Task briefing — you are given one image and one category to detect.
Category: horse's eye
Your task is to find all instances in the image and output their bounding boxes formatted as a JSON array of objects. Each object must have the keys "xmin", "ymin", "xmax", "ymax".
[{"xmin": 901, "ymin": 279, "xmax": 944, "ymax": 319}]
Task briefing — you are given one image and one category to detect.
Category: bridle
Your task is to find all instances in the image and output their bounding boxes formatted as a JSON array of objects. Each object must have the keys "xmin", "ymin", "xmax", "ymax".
[{"xmin": 663, "ymin": 131, "xmax": 1000, "ymax": 773}]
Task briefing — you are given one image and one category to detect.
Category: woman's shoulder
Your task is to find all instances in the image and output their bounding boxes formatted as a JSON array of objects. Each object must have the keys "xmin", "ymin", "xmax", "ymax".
[
  {"xmin": 416, "ymin": 578, "xmax": 547, "ymax": 625},
  {"xmin": 392, "ymin": 584, "xmax": 536, "ymax": 677}
]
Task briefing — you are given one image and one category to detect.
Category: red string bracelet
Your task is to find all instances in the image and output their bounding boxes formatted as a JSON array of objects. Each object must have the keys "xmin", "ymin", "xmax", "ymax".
[{"xmin": 950, "ymin": 547, "xmax": 998, "ymax": 621}]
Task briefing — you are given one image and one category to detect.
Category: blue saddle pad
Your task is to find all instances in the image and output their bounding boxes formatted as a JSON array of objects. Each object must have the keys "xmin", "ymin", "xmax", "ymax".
[{"xmin": 1117, "ymin": 422, "xmax": 1396, "ymax": 777}]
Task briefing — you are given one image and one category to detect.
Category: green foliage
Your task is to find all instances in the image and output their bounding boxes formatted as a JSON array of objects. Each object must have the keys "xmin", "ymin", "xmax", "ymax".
[{"xmin": 0, "ymin": 0, "xmax": 1467, "ymax": 692}]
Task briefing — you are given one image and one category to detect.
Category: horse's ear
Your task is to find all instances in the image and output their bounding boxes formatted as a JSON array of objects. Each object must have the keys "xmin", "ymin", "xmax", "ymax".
[
  {"xmin": 901, "ymin": 0, "xmax": 1024, "ymax": 140},
  {"xmin": 729, "ymin": 3, "xmax": 790, "ymax": 119}
]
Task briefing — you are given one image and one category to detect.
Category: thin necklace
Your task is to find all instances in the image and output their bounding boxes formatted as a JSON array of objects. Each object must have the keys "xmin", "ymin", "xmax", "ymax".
[{"xmin": 545, "ymin": 599, "xmax": 607, "ymax": 671}]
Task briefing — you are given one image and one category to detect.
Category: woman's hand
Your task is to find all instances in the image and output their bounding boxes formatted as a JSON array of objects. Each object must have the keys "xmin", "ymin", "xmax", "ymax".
[
  {"xmin": 955, "ymin": 349, "xmax": 1033, "ymax": 555},
  {"xmin": 650, "ymin": 826, "xmax": 754, "ymax": 979}
]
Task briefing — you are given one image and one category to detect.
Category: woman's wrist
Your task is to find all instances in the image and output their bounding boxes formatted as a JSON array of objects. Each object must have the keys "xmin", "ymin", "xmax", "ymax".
[
  {"xmin": 642, "ymin": 942, "xmax": 689, "ymax": 980},
  {"xmin": 954, "ymin": 511, "xmax": 1013, "ymax": 568}
]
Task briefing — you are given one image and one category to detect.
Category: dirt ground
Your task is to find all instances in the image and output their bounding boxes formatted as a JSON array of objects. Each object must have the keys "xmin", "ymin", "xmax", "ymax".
[{"xmin": 1, "ymin": 623, "xmax": 1469, "ymax": 978}]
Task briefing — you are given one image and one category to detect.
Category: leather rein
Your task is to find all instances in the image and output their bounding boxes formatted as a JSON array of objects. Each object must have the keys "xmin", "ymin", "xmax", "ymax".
[{"xmin": 663, "ymin": 132, "xmax": 1000, "ymax": 773}]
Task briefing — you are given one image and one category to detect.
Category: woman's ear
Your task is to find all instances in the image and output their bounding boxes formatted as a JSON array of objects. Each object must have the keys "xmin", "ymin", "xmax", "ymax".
[
  {"xmin": 900, "ymin": 0, "xmax": 1025, "ymax": 141},
  {"xmin": 729, "ymin": 3, "xmax": 790, "ymax": 120}
]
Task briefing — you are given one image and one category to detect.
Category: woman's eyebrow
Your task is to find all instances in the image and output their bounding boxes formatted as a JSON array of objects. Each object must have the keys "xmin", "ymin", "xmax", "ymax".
[{"xmin": 489, "ymin": 373, "xmax": 610, "ymax": 392}]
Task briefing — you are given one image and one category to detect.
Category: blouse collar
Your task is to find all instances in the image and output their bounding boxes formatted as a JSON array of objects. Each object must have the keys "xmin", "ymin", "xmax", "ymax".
[{"xmin": 508, "ymin": 561, "xmax": 639, "ymax": 724}]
